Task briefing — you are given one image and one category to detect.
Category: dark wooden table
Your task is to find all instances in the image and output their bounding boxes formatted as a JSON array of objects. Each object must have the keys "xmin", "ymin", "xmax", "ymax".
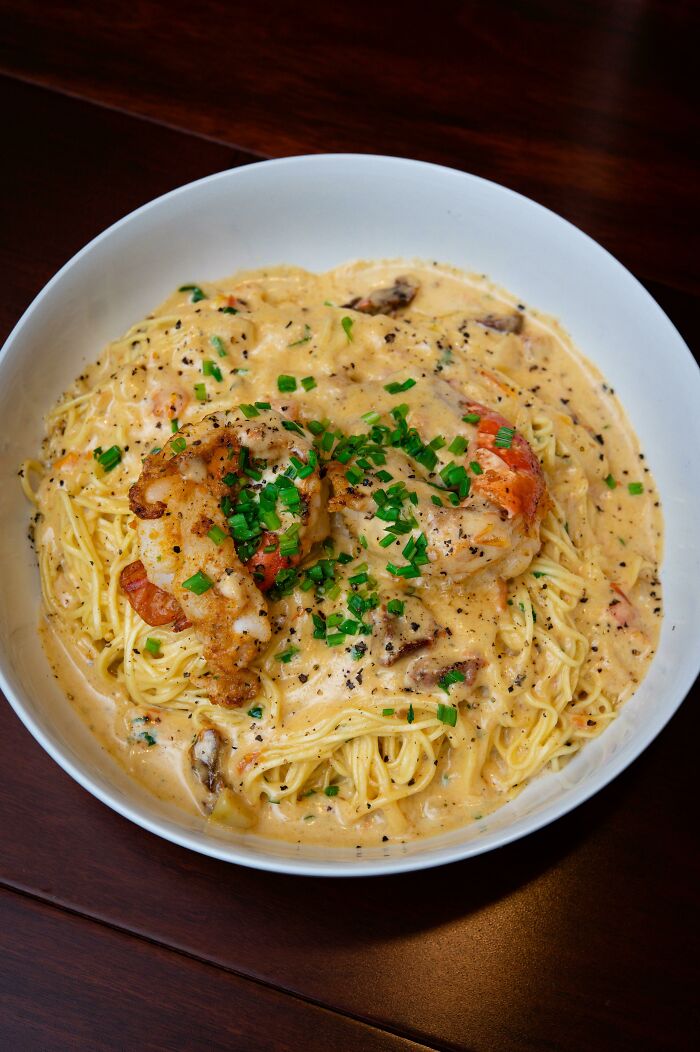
[{"xmin": 1, "ymin": 4, "xmax": 698, "ymax": 1049}]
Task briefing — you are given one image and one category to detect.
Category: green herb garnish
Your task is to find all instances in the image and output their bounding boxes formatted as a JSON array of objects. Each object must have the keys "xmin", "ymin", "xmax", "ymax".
[
  {"xmin": 203, "ymin": 360, "xmax": 223, "ymax": 382},
  {"xmin": 289, "ymin": 325, "xmax": 312, "ymax": 347},
  {"xmin": 436, "ymin": 703, "xmax": 458, "ymax": 727},
  {"xmin": 178, "ymin": 284, "xmax": 206, "ymax": 302},
  {"xmin": 239, "ymin": 403, "xmax": 260, "ymax": 418},
  {"xmin": 207, "ymin": 525, "xmax": 228, "ymax": 546},
  {"xmin": 494, "ymin": 425, "xmax": 515, "ymax": 449},
  {"xmin": 182, "ymin": 571, "xmax": 214, "ymax": 595},
  {"xmin": 384, "ymin": 378, "xmax": 416, "ymax": 394},
  {"xmin": 438, "ymin": 668, "xmax": 466, "ymax": 693},
  {"xmin": 275, "ymin": 645, "xmax": 300, "ymax": 663},
  {"xmin": 96, "ymin": 445, "xmax": 122, "ymax": 473}
]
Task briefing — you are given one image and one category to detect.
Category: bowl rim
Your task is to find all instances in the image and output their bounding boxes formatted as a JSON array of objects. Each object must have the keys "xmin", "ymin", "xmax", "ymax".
[{"xmin": 1, "ymin": 152, "xmax": 698, "ymax": 877}]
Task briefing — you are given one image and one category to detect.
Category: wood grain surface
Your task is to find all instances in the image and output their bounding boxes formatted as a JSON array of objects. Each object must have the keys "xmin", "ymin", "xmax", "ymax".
[
  {"xmin": 1, "ymin": 0, "xmax": 698, "ymax": 295},
  {"xmin": 1, "ymin": 5, "xmax": 699, "ymax": 1048},
  {"xmin": 0, "ymin": 888, "xmax": 433, "ymax": 1052}
]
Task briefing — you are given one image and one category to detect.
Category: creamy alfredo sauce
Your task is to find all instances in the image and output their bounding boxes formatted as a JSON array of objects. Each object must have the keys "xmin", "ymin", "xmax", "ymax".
[{"xmin": 35, "ymin": 261, "xmax": 663, "ymax": 847}]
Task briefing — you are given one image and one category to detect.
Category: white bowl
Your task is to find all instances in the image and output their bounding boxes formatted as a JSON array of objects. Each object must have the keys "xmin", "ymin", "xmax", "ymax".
[{"xmin": 1, "ymin": 155, "xmax": 698, "ymax": 876}]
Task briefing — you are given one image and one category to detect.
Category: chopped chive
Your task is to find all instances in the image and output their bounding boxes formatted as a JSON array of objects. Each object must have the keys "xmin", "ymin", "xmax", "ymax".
[
  {"xmin": 261, "ymin": 508, "xmax": 281, "ymax": 530},
  {"xmin": 219, "ymin": 305, "xmax": 238, "ymax": 315},
  {"xmin": 532, "ymin": 571, "xmax": 548, "ymax": 579},
  {"xmin": 436, "ymin": 703, "xmax": 458, "ymax": 727},
  {"xmin": 202, "ymin": 360, "xmax": 223, "ymax": 382},
  {"xmin": 307, "ymin": 420, "xmax": 325, "ymax": 436},
  {"xmin": 345, "ymin": 466, "xmax": 363, "ymax": 486},
  {"xmin": 359, "ymin": 534, "xmax": 368, "ymax": 549},
  {"xmin": 324, "ymin": 785, "xmax": 340, "ymax": 796},
  {"xmin": 326, "ymin": 632, "xmax": 346, "ymax": 646},
  {"xmin": 144, "ymin": 637, "xmax": 161, "ymax": 656},
  {"xmin": 382, "ymin": 708, "xmax": 395, "ymax": 717},
  {"xmin": 341, "ymin": 316, "xmax": 354, "ymax": 341},
  {"xmin": 494, "ymin": 425, "xmax": 515, "ymax": 449},
  {"xmin": 448, "ymin": 435, "xmax": 468, "ymax": 455},
  {"xmin": 207, "ymin": 525, "xmax": 228, "ymax": 546},
  {"xmin": 379, "ymin": 534, "xmax": 395, "ymax": 548},
  {"xmin": 431, "ymin": 495, "xmax": 443, "ymax": 506},
  {"xmin": 288, "ymin": 324, "xmax": 312, "ymax": 347},
  {"xmin": 407, "ymin": 703, "xmax": 415, "ymax": 724},
  {"xmin": 282, "ymin": 419, "xmax": 304, "ymax": 435},
  {"xmin": 171, "ymin": 436, "xmax": 187, "ymax": 454},
  {"xmin": 255, "ymin": 400, "xmax": 271, "ymax": 410},
  {"xmin": 438, "ymin": 669, "xmax": 466, "ymax": 693},
  {"xmin": 462, "ymin": 412, "xmax": 481, "ymax": 424},
  {"xmin": 604, "ymin": 474, "xmax": 617, "ymax": 489},
  {"xmin": 349, "ymin": 572, "xmax": 369, "ymax": 585},
  {"xmin": 182, "ymin": 570, "xmax": 213, "ymax": 595},
  {"xmin": 469, "ymin": 460, "xmax": 483, "ymax": 475},
  {"xmin": 384, "ymin": 378, "xmax": 416, "ymax": 394},
  {"xmin": 429, "ymin": 435, "xmax": 447, "ymax": 450},
  {"xmin": 386, "ymin": 562, "xmax": 421, "ymax": 578},
  {"xmin": 376, "ymin": 469, "xmax": 393, "ymax": 482},
  {"xmin": 170, "ymin": 418, "xmax": 179, "ymax": 433},
  {"xmin": 277, "ymin": 374, "xmax": 297, "ymax": 392},
  {"xmin": 416, "ymin": 446, "xmax": 438, "ymax": 471},
  {"xmin": 247, "ymin": 706, "xmax": 263, "ymax": 719},
  {"xmin": 194, "ymin": 382, "xmax": 207, "ymax": 401},
  {"xmin": 210, "ymin": 335, "xmax": 227, "ymax": 357},
  {"xmin": 387, "ymin": 599, "xmax": 404, "ymax": 616},
  {"xmin": 301, "ymin": 375, "xmax": 317, "ymax": 391},
  {"xmin": 628, "ymin": 482, "xmax": 644, "ymax": 495},
  {"xmin": 96, "ymin": 445, "xmax": 122, "ymax": 472},
  {"xmin": 361, "ymin": 410, "xmax": 381, "ymax": 426},
  {"xmin": 178, "ymin": 284, "xmax": 206, "ymax": 302},
  {"xmin": 275, "ymin": 645, "xmax": 300, "ymax": 663}
]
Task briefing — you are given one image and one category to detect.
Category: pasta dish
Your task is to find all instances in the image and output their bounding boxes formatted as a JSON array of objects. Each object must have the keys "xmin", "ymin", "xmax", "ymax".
[{"xmin": 21, "ymin": 260, "xmax": 663, "ymax": 845}]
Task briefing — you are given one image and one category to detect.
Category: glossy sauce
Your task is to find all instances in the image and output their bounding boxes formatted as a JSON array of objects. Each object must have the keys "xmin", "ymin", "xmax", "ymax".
[{"xmin": 37, "ymin": 261, "xmax": 663, "ymax": 846}]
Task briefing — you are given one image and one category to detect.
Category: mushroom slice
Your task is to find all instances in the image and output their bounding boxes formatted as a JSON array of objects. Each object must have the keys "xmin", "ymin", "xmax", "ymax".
[
  {"xmin": 474, "ymin": 312, "xmax": 523, "ymax": 334},
  {"xmin": 342, "ymin": 276, "xmax": 418, "ymax": 316},
  {"xmin": 190, "ymin": 726, "xmax": 224, "ymax": 793},
  {"xmin": 371, "ymin": 595, "xmax": 440, "ymax": 667},
  {"xmin": 406, "ymin": 655, "xmax": 485, "ymax": 691}
]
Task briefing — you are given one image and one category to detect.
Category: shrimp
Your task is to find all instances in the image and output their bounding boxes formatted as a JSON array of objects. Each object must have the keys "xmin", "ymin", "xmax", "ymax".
[
  {"xmin": 151, "ymin": 386, "xmax": 189, "ymax": 421},
  {"xmin": 123, "ymin": 408, "xmax": 327, "ymax": 705},
  {"xmin": 327, "ymin": 400, "xmax": 546, "ymax": 587}
]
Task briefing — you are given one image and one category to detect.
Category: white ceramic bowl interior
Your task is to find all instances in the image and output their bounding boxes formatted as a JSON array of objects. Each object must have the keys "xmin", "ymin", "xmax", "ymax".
[{"xmin": 1, "ymin": 155, "xmax": 698, "ymax": 876}]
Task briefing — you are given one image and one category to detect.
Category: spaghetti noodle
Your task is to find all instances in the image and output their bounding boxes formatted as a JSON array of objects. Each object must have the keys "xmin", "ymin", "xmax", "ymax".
[{"xmin": 23, "ymin": 261, "xmax": 663, "ymax": 845}]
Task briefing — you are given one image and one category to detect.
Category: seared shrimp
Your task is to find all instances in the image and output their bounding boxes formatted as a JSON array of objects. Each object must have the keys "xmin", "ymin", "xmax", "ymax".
[
  {"xmin": 328, "ymin": 400, "xmax": 546, "ymax": 587},
  {"xmin": 123, "ymin": 408, "xmax": 327, "ymax": 704}
]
